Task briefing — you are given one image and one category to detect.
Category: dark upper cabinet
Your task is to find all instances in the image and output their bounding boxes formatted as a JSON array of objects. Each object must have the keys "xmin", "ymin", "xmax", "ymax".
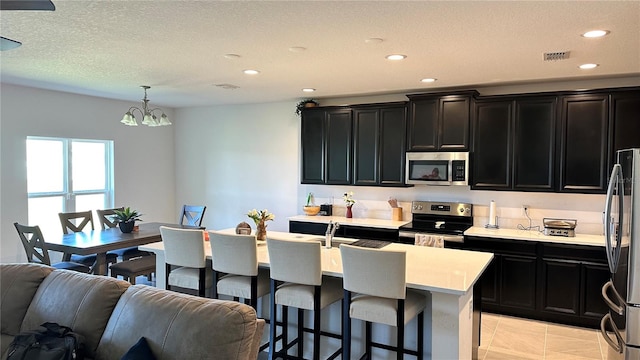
[
  {"xmin": 558, "ymin": 94, "xmax": 609, "ymax": 193},
  {"xmin": 610, "ymin": 90, "xmax": 640, "ymax": 167},
  {"xmin": 513, "ymin": 97, "xmax": 557, "ymax": 191},
  {"xmin": 353, "ymin": 104, "xmax": 407, "ymax": 186},
  {"xmin": 407, "ymin": 91, "xmax": 477, "ymax": 151},
  {"xmin": 472, "ymin": 100, "xmax": 512, "ymax": 189},
  {"xmin": 301, "ymin": 107, "xmax": 352, "ymax": 185},
  {"xmin": 301, "ymin": 109, "xmax": 325, "ymax": 184}
]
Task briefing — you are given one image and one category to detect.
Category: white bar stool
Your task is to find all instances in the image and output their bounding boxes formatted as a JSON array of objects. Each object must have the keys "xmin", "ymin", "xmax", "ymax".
[
  {"xmin": 161, "ymin": 226, "xmax": 211, "ymax": 297},
  {"xmin": 340, "ymin": 244, "xmax": 426, "ymax": 360},
  {"xmin": 267, "ymin": 236, "xmax": 342, "ymax": 360}
]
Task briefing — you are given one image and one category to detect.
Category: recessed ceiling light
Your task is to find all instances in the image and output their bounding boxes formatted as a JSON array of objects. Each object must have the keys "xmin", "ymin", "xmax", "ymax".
[
  {"xmin": 289, "ymin": 46, "xmax": 307, "ymax": 53},
  {"xmin": 385, "ymin": 54, "xmax": 406, "ymax": 61},
  {"xmin": 420, "ymin": 78, "xmax": 437, "ymax": 83},
  {"xmin": 224, "ymin": 54, "xmax": 241, "ymax": 59},
  {"xmin": 579, "ymin": 63, "xmax": 599, "ymax": 70},
  {"xmin": 243, "ymin": 69, "xmax": 260, "ymax": 75},
  {"xmin": 365, "ymin": 38, "xmax": 383, "ymax": 44},
  {"xmin": 582, "ymin": 30, "xmax": 610, "ymax": 38},
  {"xmin": 302, "ymin": 88, "xmax": 316, "ymax": 92}
]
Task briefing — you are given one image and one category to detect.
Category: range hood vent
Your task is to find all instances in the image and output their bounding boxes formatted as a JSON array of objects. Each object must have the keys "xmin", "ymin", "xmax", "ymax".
[{"xmin": 544, "ymin": 51, "xmax": 570, "ymax": 61}]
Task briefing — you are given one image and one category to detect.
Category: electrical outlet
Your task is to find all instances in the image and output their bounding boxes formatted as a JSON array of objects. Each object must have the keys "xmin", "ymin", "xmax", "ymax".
[{"xmin": 522, "ymin": 205, "xmax": 530, "ymax": 217}]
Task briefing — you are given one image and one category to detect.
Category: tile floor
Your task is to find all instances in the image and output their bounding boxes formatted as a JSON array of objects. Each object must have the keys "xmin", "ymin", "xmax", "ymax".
[{"xmin": 480, "ymin": 313, "xmax": 607, "ymax": 360}]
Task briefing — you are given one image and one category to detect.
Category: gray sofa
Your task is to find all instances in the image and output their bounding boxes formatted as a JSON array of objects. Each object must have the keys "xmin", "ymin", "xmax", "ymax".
[{"xmin": 0, "ymin": 263, "xmax": 265, "ymax": 360}]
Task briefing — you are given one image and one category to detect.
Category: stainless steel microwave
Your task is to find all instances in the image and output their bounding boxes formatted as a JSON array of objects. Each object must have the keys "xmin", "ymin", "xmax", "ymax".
[{"xmin": 405, "ymin": 152, "xmax": 469, "ymax": 186}]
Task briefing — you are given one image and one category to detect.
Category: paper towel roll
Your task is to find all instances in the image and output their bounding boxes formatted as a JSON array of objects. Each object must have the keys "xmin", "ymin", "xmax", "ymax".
[{"xmin": 489, "ymin": 200, "xmax": 496, "ymax": 226}]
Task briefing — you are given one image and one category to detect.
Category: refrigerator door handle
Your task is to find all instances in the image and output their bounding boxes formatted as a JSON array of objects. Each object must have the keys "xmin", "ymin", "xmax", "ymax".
[
  {"xmin": 604, "ymin": 164, "xmax": 623, "ymax": 274},
  {"xmin": 600, "ymin": 313, "xmax": 624, "ymax": 354},
  {"xmin": 602, "ymin": 280, "xmax": 626, "ymax": 315}
]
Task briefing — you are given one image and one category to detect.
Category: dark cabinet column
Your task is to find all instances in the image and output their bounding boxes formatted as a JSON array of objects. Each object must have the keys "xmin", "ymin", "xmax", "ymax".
[
  {"xmin": 353, "ymin": 108, "xmax": 379, "ymax": 185},
  {"xmin": 472, "ymin": 101, "xmax": 512, "ymax": 189},
  {"xmin": 301, "ymin": 109, "xmax": 325, "ymax": 184},
  {"xmin": 379, "ymin": 106, "xmax": 407, "ymax": 185},
  {"xmin": 408, "ymin": 98, "xmax": 438, "ymax": 151},
  {"xmin": 440, "ymin": 96, "xmax": 471, "ymax": 150},
  {"xmin": 610, "ymin": 91, "xmax": 640, "ymax": 167},
  {"xmin": 558, "ymin": 94, "xmax": 609, "ymax": 193},
  {"xmin": 326, "ymin": 110, "xmax": 352, "ymax": 184},
  {"xmin": 513, "ymin": 97, "xmax": 557, "ymax": 191}
]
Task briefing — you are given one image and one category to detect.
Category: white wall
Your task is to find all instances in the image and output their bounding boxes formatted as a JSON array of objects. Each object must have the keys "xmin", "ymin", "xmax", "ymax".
[{"xmin": 1, "ymin": 84, "xmax": 176, "ymax": 263}]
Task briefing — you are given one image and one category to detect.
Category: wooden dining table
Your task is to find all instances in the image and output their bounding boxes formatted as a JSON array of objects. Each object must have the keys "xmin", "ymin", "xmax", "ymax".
[{"xmin": 45, "ymin": 222, "xmax": 194, "ymax": 275}]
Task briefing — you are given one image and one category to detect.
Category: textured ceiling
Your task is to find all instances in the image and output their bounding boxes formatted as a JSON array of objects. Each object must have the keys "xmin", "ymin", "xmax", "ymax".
[{"xmin": 1, "ymin": 0, "xmax": 639, "ymax": 108}]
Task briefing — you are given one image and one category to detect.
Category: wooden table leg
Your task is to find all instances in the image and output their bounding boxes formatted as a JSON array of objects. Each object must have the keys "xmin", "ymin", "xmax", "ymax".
[{"xmin": 94, "ymin": 253, "xmax": 108, "ymax": 275}]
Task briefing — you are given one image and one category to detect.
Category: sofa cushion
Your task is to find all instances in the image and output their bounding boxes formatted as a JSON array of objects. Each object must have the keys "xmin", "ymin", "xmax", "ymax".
[
  {"xmin": 96, "ymin": 285, "xmax": 265, "ymax": 360},
  {"xmin": 0, "ymin": 264, "xmax": 53, "ymax": 337},
  {"xmin": 20, "ymin": 269, "xmax": 130, "ymax": 359}
]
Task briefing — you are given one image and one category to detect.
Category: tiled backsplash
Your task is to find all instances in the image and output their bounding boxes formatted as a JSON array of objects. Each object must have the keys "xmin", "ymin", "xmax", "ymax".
[{"xmin": 310, "ymin": 192, "xmax": 605, "ymax": 235}]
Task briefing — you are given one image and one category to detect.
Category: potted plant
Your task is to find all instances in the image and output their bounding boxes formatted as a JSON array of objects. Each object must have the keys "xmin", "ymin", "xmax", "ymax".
[
  {"xmin": 295, "ymin": 99, "xmax": 319, "ymax": 116},
  {"xmin": 113, "ymin": 207, "xmax": 143, "ymax": 233}
]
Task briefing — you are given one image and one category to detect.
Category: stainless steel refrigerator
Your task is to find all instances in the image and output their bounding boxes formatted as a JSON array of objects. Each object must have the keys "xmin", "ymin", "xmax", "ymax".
[{"xmin": 602, "ymin": 148, "xmax": 640, "ymax": 360}]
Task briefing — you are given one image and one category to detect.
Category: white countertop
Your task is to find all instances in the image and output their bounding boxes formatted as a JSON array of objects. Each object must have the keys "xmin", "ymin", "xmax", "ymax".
[
  {"xmin": 141, "ymin": 229, "xmax": 493, "ymax": 296},
  {"xmin": 464, "ymin": 226, "xmax": 606, "ymax": 247},
  {"xmin": 289, "ymin": 215, "xmax": 410, "ymax": 229}
]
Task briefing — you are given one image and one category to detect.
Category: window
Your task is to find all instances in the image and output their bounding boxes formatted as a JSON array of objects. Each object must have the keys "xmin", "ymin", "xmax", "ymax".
[{"xmin": 27, "ymin": 137, "xmax": 114, "ymax": 236}]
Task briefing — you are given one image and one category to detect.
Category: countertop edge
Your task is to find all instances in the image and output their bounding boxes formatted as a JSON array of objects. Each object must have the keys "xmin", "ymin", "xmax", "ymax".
[
  {"xmin": 464, "ymin": 226, "xmax": 606, "ymax": 247},
  {"xmin": 289, "ymin": 215, "xmax": 410, "ymax": 229}
]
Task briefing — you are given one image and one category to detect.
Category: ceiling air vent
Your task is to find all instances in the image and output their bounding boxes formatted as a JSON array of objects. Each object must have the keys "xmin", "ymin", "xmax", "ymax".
[
  {"xmin": 215, "ymin": 83, "xmax": 240, "ymax": 90},
  {"xmin": 544, "ymin": 51, "xmax": 570, "ymax": 61}
]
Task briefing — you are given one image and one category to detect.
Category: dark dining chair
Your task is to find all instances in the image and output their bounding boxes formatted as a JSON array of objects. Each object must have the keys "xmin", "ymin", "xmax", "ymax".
[
  {"xmin": 58, "ymin": 211, "xmax": 118, "ymax": 269},
  {"xmin": 179, "ymin": 205, "xmax": 206, "ymax": 227},
  {"xmin": 14, "ymin": 222, "xmax": 90, "ymax": 273}
]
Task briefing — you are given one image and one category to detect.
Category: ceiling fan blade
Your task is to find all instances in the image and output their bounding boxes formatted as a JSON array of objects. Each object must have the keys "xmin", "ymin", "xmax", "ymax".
[
  {"xmin": 0, "ymin": 0, "xmax": 55, "ymax": 11},
  {"xmin": 0, "ymin": 36, "xmax": 22, "ymax": 51}
]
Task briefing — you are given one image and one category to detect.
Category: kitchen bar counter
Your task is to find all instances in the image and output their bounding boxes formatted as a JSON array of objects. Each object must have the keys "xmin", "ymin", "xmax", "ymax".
[
  {"xmin": 464, "ymin": 226, "xmax": 606, "ymax": 247},
  {"xmin": 288, "ymin": 215, "xmax": 410, "ymax": 229},
  {"xmin": 141, "ymin": 229, "xmax": 493, "ymax": 359}
]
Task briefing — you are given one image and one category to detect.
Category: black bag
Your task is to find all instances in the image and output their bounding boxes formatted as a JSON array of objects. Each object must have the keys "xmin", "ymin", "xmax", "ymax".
[{"xmin": 7, "ymin": 322, "xmax": 85, "ymax": 360}]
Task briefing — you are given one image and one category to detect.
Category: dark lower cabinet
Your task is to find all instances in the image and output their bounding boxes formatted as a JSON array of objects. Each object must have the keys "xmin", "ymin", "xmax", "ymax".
[
  {"xmin": 501, "ymin": 255, "xmax": 537, "ymax": 310},
  {"xmin": 540, "ymin": 259, "xmax": 581, "ymax": 315},
  {"xmin": 465, "ymin": 236, "xmax": 608, "ymax": 328},
  {"xmin": 288, "ymin": 221, "xmax": 398, "ymax": 241}
]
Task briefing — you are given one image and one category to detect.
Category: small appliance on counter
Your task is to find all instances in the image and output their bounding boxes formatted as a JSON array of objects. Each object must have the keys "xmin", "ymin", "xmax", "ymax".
[
  {"xmin": 542, "ymin": 218, "xmax": 576, "ymax": 237},
  {"xmin": 319, "ymin": 204, "xmax": 332, "ymax": 216}
]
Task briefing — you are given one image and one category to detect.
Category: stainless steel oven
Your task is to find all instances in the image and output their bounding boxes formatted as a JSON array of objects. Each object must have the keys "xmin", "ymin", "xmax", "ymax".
[{"xmin": 398, "ymin": 201, "xmax": 473, "ymax": 248}]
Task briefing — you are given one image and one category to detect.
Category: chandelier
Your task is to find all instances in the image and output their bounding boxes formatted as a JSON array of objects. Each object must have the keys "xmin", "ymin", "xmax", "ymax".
[{"xmin": 120, "ymin": 86, "xmax": 171, "ymax": 127}]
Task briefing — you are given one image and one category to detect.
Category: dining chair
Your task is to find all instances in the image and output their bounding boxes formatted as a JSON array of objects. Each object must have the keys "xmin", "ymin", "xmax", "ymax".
[
  {"xmin": 59, "ymin": 211, "xmax": 118, "ymax": 269},
  {"xmin": 161, "ymin": 226, "xmax": 211, "ymax": 297},
  {"xmin": 179, "ymin": 205, "xmax": 206, "ymax": 227},
  {"xmin": 14, "ymin": 222, "xmax": 90, "ymax": 273},
  {"xmin": 96, "ymin": 207, "xmax": 152, "ymax": 260},
  {"xmin": 266, "ymin": 236, "xmax": 342, "ymax": 360},
  {"xmin": 340, "ymin": 244, "xmax": 426, "ymax": 360},
  {"xmin": 208, "ymin": 230, "xmax": 269, "ymax": 309}
]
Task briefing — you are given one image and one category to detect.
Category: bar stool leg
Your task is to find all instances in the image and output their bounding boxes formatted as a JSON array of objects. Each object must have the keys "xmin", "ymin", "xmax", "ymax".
[
  {"xmin": 397, "ymin": 300, "xmax": 405, "ymax": 360},
  {"xmin": 343, "ymin": 290, "xmax": 351, "ymax": 360},
  {"xmin": 269, "ymin": 279, "xmax": 277, "ymax": 360},
  {"xmin": 297, "ymin": 308, "xmax": 304, "ymax": 358}
]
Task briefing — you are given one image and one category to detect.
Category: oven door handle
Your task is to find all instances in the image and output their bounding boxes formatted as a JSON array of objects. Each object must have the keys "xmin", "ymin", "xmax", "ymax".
[{"xmin": 398, "ymin": 231, "xmax": 464, "ymax": 243}]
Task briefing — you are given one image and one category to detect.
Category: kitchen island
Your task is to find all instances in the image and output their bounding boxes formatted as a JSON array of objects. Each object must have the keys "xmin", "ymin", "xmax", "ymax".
[{"xmin": 140, "ymin": 230, "xmax": 493, "ymax": 359}]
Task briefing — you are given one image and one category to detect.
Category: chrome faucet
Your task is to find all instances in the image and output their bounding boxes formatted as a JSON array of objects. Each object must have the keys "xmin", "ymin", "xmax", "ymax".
[{"xmin": 325, "ymin": 221, "xmax": 340, "ymax": 249}]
